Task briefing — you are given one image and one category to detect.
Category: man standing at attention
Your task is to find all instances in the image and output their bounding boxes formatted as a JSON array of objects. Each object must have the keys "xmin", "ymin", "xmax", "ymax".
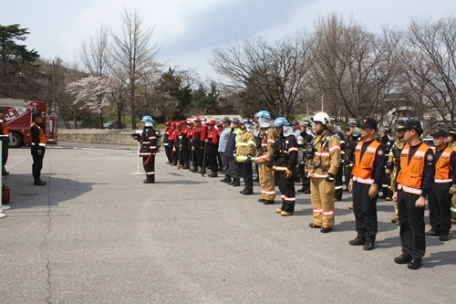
[
  {"xmin": 30, "ymin": 112, "xmax": 47, "ymax": 186},
  {"xmin": 393, "ymin": 120, "xmax": 434, "ymax": 270},
  {"xmin": 348, "ymin": 118, "xmax": 384, "ymax": 251}
]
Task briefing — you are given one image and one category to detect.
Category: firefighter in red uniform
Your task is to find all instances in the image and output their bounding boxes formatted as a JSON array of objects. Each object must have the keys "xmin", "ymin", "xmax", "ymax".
[
  {"xmin": 0, "ymin": 108, "xmax": 9, "ymax": 176},
  {"xmin": 426, "ymin": 129, "xmax": 456, "ymax": 242},
  {"xmin": 393, "ymin": 119, "xmax": 435, "ymax": 270},
  {"xmin": 205, "ymin": 120, "xmax": 219, "ymax": 177},
  {"xmin": 168, "ymin": 122, "xmax": 177, "ymax": 165},
  {"xmin": 30, "ymin": 112, "xmax": 47, "ymax": 185},
  {"xmin": 192, "ymin": 118, "xmax": 207, "ymax": 173},
  {"xmin": 348, "ymin": 118, "xmax": 384, "ymax": 251},
  {"xmin": 186, "ymin": 121, "xmax": 195, "ymax": 170}
]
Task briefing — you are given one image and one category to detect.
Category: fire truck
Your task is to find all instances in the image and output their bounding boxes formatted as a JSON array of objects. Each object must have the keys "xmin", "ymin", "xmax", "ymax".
[{"xmin": 0, "ymin": 98, "xmax": 57, "ymax": 148}]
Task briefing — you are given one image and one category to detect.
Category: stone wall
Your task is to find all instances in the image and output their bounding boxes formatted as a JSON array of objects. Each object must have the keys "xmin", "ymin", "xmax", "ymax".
[{"xmin": 57, "ymin": 129, "xmax": 162, "ymax": 146}]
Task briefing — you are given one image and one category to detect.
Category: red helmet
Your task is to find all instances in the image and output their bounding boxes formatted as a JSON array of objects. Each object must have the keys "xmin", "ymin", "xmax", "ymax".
[
  {"xmin": 195, "ymin": 117, "xmax": 202, "ymax": 123},
  {"xmin": 208, "ymin": 120, "xmax": 216, "ymax": 126},
  {"xmin": 176, "ymin": 122, "xmax": 181, "ymax": 127},
  {"xmin": 171, "ymin": 122, "xmax": 176, "ymax": 127},
  {"xmin": 165, "ymin": 122, "xmax": 170, "ymax": 126}
]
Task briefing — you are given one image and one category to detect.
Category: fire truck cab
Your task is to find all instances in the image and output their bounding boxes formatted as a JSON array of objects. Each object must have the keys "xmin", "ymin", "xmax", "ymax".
[{"xmin": 0, "ymin": 98, "xmax": 57, "ymax": 148}]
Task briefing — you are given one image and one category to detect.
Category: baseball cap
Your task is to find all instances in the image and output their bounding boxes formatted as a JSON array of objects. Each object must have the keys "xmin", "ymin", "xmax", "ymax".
[{"xmin": 360, "ymin": 118, "xmax": 377, "ymax": 130}]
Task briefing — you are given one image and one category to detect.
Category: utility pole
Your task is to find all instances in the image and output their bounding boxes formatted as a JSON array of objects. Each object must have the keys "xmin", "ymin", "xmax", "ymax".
[{"xmin": 52, "ymin": 61, "xmax": 56, "ymax": 115}]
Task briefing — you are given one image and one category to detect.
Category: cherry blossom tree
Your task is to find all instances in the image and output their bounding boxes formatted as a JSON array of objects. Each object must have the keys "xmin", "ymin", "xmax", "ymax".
[{"xmin": 66, "ymin": 75, "xmax": 113, "ymax": 128}]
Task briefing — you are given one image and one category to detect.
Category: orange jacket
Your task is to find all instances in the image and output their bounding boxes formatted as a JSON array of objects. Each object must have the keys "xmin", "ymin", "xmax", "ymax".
[
  {"xmin": 30, "ymin": 123, "xmax": 46, "ymax": 146},
  {"xmin": 0, "ymin": 119, "xmax": 9, "ymax": 137},
  {"xmin": 352, "ymin": 140, "xmax": 381, "ymax": 184},
  {"xmin": 432, "ymin": 146, "xmax": 453, "ymax": 183},
  {"xmin": 396, "ymin": 143, "xmax": 430, "ymax": 195}
]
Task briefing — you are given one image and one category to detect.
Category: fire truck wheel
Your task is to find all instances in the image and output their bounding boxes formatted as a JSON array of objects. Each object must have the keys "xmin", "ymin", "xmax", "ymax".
[{"xmin": 9, "ymin": 132, "xmax": 22, "ymax": 148}]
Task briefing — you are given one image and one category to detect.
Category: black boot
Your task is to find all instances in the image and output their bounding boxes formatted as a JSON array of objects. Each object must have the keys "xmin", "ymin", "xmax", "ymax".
[
  {"xmin": 224, "ymin": 176, "xmax": 232, "ymax": 183},
  {"xmin": 232, "ymin": 178, "xmax": 240, "ymax": 187},
  {"xmin": 220, "ymin": 176, "xmax": 228, "ymax": 182}
]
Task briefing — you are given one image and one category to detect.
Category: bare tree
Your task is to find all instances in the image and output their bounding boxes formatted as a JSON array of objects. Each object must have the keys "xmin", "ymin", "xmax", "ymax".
[
  {"xmin": 397, "ymin": 16, "xmax": 456, "ymax": 125},
  {"xmin": 110, "ymin": 8, "xmax": 160, "ymax": 129},
  {"xmin": 80, "ymin": 25, "xmax": 111, "ymax": 77},
  {"xmin": 310, "ymin": 14, "xmax": 400, "ymax": 120},
  {"xmin": 211, "ymin": 34, "xmax": 314, "ymax": 120}
]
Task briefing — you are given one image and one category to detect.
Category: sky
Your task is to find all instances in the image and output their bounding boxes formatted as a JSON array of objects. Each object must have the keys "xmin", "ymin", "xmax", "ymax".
[{"xmin": 1, "ymin": 0, "xmax": 454, "ymax": 79}]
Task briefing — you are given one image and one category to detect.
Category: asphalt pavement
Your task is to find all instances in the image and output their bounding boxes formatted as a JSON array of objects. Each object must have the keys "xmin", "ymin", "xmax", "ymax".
[{"xmin": 1, "ymin": 142, "xmax": 454, "ymax": 303}]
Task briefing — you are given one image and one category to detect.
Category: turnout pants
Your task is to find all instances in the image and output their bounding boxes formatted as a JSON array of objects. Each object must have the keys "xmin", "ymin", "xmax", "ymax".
[
  {"xmin": 310, "ymin": 177, "xmax": 335, "ymax": 228},
  {"xmin": 397, "ymin": 191, "xmax": 426, "ymax": 259},
  {"xmin": 259, "ymin": 162, "xmax": 275, "ymax": 201},
  {"xmin": 428, "ymin": 183, "xmax": 452, "ymax": 234},
  {"xmin": 352, "ymin": 182, "xmax": 378, "ymax": 242},
  {"xmin": 276, "ymin": 170, "xmax": 295, "ymax": 213},
  {"xmin": 452, "ymin": 194, "xmax": 456, "ymax": 221},
  {"xmin": 31, "ymin": 146, "xmax": 45, "ymax": 181},
  {"xmin": 143, "ymin": 155, "xmax": 155, "ymax": 181}
]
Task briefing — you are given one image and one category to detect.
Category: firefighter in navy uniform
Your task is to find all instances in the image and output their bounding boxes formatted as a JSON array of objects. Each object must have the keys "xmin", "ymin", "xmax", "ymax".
[
  {"xmin": 30, "ymin": 112, "xmax": 47, "ymax": 185},
  {"xmin": 393, "ymin": 119, "xmax": 434, "ymax": 270},
  {"xmin": 330, "ymin": 116, "xmax": 346, "ymax": 201},
  {"xmin": 425, "ymin": 129, "xmax": 456, "ymax": 242},
  {"xmin": 0, "ymin": 108, "xmax": 10, "ymax": 176},
  {"xmin": 272, "ymin": 117, "xmax": 298, "ymax": 216},
  {"xmin": 307, "ymin": 112, "xmax": 341, "ymax": 232},
  {"xmin": 133, "ymin": 115, "xmax": 158, "ymax": 183},
  {"xmin": 348, "ymin": 118, "xmax": 384, "ymax": 251},
  {"xmin": 377, "ymin": 126, "xmax": 395, "ymax": 200},
  {"xmin": 386, "ymin": 121, "xmax": 406, "ymax": 223},
  {"xmin": 297, "ymin": 120, "xmax": 313, "ymax": 194}
]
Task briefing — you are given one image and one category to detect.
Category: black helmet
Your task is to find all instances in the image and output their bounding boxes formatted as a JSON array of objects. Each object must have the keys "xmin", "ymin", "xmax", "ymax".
[
  {"xmin": 395, "ymin": 120, "xmax": 406, "ymax": 131},
  {"xmin": 448, "ymin": 126, "xmax": 456, "ymax": 135},
  {"xmin": 383, "ymin": 126, "xmax": 392, "ymax": 134},
  {"xmin": 330, "ymin": 116, "xmax": 339, "ymax": 123},
  {"xmin": 240, "ymin": 118, "xmax": 252, "ymax": 125}
]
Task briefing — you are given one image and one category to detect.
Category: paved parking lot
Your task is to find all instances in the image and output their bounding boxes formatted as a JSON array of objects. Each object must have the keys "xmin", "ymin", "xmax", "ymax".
[{"xmin": 1, "ymin": 142, "xmax": 455, "ymax": 303}]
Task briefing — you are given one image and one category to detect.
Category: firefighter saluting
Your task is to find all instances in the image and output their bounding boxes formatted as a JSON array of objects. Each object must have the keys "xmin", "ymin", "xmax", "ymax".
[
  {"xmin": 272, "ymin": 117, "xmax": 298, "ymax": 216},
  {"xmin": 133, "ymin": 115, "xmax": 158, "ymax": 183},
  {"xmin": 306, "ymin": 112, "xmax": 341, "ymax": 233}
]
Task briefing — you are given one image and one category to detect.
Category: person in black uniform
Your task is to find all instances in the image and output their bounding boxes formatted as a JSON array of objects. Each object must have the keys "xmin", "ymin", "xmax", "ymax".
[
  {"xmin": 348, "ymin": 118, "xmax": 384, "ymax": 251},
  {"xmin": 426, "ymin": 129, "xmax": 456, "ymax": 241},
  {"xmin": 377, "ymin": 126, "xmax": 395, "ymax": 200},
  {"xmin": 272, "ymin": 117, "xmax": 298, "ymax": 216},
  {"xmin": 297, "ymin": 120, "xmax": 313, "ymax": 193},
  {"xmin": 393, "ymin": 120, "xmax": 434, "ymax": 270},
  {"xmin": 344, "ymin": 119, "xmax": 362, "ymax": 193},
  {"xmin": 0, "ymin": 108, "xmax": 9, "ymax": 176},
  {"xmin": 30, "ymin": 112, "xmax": 47, "ymax": 185},
  {"xmin": 330, "ymin": 116, "xmax": 346, "ymax": 202},
  {"xmin": 134, "ymin": 115, "xmax": 158, "ymax": 183}
]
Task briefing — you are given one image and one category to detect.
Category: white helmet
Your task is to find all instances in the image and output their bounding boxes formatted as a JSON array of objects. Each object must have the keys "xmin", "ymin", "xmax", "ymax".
[{"xmin": 312, "ymin": 112, "xmax": 333, "ymax": 131}]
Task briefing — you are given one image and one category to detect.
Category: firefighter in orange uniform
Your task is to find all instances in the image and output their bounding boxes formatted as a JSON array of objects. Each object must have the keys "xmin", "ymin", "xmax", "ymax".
[
  {"xmin": 307, "ymin": 112, "xmax": 341, "ymax": 232},
  {"xmin": 393, "ymin": 119, "xmax": 434, "ymax": 270},
  {"xmin": 348, "ymin": 118, "xmax": 384, "ymax": 251},
  {"xmin": 30, "ymin": 112, "xmax": 47, "ymax": 186},
  {"xmin": 0, "ymin": 108, "xmax": 9, "ymax": 176},
  {"xmin": 426, "ymin": 129, "xmax": 455, "ymax": 242}
]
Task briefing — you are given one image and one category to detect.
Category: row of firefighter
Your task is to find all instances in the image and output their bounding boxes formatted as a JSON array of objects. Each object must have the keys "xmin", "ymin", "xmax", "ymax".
[{"xmin": 134, "ymin": 112, "xmax": 456, "ymax": 268}]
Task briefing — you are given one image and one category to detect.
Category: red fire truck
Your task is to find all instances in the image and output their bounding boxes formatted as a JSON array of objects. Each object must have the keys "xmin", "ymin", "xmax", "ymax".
[{"xmin": 0, "ymin": 98, "xmax": 57, "ymax": 148}]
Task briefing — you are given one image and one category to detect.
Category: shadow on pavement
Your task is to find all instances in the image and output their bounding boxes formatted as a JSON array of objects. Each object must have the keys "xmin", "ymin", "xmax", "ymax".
[{"xmin": 2, "ymin": 174, "xmax": 99, "ymax": 209}]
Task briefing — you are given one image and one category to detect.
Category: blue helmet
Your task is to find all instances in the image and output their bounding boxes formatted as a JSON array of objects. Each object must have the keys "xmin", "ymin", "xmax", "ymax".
[
  {"xmin": 141, "ymin": 115, "xmax": 153, "ymax": 123},
  {"xmin": 256, "ymin": 110, "xmax": 271, "ymax": 120},
  {"xmin": 273, "ymin": 117, "xmax": 290, "ymax": 128}
]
